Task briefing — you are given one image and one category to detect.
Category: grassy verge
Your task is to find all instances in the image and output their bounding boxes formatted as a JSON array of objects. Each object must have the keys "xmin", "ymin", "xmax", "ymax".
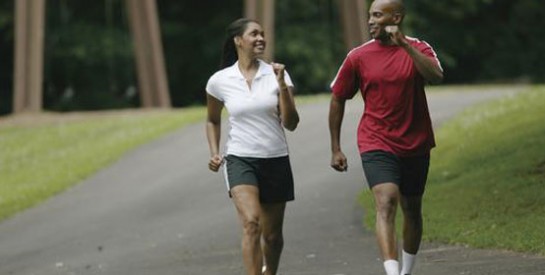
[
  {"xmin": 0, "ymin": 108, "xmax": 205, "ymax": 222},
  {"xmin": 359, "ymin": 86, "xmax": 545, "ymax": 255},
  {"xmin": 0, "ymin": 93, "xmax": 330, "ymax": 223}
]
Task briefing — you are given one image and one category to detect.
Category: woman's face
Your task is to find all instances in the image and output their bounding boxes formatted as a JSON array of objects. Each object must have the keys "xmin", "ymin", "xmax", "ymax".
[{"xmin": 235, "ymin": 22, "xmax": 266, "ymax": 58}]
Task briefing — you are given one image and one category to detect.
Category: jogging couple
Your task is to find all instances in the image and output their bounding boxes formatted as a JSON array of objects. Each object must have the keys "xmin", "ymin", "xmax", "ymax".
[{"xmin": 205, "ymin": 1, "xmax": 443, "ymax": 274}]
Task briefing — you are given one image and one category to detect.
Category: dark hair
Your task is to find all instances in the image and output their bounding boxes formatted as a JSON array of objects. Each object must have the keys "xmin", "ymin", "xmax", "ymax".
[{"xmin": 220, "ymin": 18, "xmax": 258, "ymax": 69}]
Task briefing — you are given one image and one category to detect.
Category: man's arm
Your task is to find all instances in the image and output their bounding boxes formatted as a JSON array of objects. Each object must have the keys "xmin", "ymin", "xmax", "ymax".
[
  {"xmin": 329, "ymin": 94, "xmax": 348, "ymax": 172},
  {"xmin": 386, "ymin": 26, "xmax": 444, "ymax": 84},
  {"xmin": 402, "ymin": 45, "xmax": 443, "ymax": 84}
]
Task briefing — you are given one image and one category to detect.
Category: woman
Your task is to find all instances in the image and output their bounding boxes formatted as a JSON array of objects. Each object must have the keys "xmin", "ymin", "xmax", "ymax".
[{"xmin": 205, "ymin": 18, "xmax": 299, "ymax": 275}]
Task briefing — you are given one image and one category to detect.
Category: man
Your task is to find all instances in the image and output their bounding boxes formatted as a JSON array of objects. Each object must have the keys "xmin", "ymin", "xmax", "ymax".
[{"xmin": 328, "ymin": 0, "xmax": 443, "ymax": 275}]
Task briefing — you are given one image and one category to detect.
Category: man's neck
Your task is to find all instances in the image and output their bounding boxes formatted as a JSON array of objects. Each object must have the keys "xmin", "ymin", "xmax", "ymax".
[{"xmin": 378, "ymin": 37, "xmax": 396, "ymax": 46}]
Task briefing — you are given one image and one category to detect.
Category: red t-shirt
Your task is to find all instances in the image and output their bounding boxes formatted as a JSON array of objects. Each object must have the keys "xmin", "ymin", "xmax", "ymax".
[{"xmin": 331, "ymin": 38, "xmax": 441, "ymax": 157}]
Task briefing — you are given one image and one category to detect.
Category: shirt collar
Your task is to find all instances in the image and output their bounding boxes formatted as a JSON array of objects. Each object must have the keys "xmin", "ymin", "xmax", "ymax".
[{"xmin": 225, "ymin": 59, "xmax": 273, "ymax": 80}]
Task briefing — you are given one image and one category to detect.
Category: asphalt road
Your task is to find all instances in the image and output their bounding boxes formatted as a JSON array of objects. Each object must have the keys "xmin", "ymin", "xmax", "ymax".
[{"xmin": 0, "ymin": 87, "xmax": 543, "ymax": 275}]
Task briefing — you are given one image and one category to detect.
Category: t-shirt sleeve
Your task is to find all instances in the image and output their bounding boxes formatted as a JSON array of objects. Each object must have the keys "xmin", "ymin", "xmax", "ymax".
[
  {"xmin": 330, "ymin": 54, "xmax": 359, "ymax": 99},
  {"xmin": 205, "ymin": 74, "xmax": 224, "ymax": 102},
  {"xmin": 417, "ymin": 41, "xmax": 443, "ymax": 72},
  {"xmin": 284, "ymin": 70, "xmax": 295, "ymax": 88}
]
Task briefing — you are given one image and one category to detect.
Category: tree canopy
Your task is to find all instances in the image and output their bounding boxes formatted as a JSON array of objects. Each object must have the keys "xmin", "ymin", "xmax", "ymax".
[
  {"xmin": 407, "ymin": 0, "xmax": 544, "ymax": 83},
  {"xmin": 0, "ymin": 0, "xmax": 543, "ymax": 115}
]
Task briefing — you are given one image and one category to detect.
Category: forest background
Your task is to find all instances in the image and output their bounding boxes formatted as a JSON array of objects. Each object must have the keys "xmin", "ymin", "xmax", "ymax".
[{"xmin": 0, "ymin": 0, "xmax": 543, "ymax": 115}]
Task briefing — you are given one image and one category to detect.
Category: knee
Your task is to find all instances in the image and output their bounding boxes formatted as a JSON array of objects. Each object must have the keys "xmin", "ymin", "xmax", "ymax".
[
  {"xmin": 263, "ymin": 231, "xmax": 284, "ymax": 248},
  {"xmin": 402, "ymin": 207, "xmax": 422, "ymax": 223},
  {"xmin": 401, "ymin": 200, "xmax": 423, "ymax": 222},
  {"xmin": 375, "ymin": 195, "xmax": 398, "ymax": 220},
  {"xmin": 241, "ymin": 216, "xmax": 261, "ymax": 237}
]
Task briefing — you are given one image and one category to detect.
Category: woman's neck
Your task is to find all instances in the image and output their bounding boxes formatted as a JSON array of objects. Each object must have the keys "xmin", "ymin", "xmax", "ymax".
[{"xmin": 237, "ymin": 55, "xmax": 259, "ymax": 73}]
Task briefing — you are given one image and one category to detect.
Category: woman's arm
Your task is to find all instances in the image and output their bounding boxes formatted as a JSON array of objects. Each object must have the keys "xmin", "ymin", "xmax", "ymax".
[
  {"xmin": 273, "ymin": 63, "xmax": 299, "ymax": 131},
  {"xmin": 206, "ymin": 94, "xmax": 224, "ymax": 172}
]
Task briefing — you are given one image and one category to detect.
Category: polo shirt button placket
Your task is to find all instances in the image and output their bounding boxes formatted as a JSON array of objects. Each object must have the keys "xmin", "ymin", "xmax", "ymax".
[
  {"xmin": 241, "ymin": 78, "xmax": 252, "ymax": 100},
  {"xmin": 248, "ymin": 79, "xmax": 256, "ymax": 100}
]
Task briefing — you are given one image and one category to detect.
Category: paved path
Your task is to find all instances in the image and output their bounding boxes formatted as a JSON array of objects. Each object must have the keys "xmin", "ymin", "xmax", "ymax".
[{"xmin": 0, "ymin": 87, "xmax": 543, "ymax": 275}]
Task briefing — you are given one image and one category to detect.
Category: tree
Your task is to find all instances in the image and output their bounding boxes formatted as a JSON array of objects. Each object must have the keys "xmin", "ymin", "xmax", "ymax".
[
  {"xmin": 406, "ymin": 0, "xmax": 545, "ymax": 83},
  {"xmin": 3, "ymin": 0, "xmax": 541, "ymax": 115},
  {"xmin": 275, "ymin": 0, "xmax": 345, "ymax": 94},
  {"xmin": 157, "ymin": 0, "xmax": 242, "ymax": 107},
  {"xmin": 0, "ymin": 1, "xmax": 14, "ymax": 115}
]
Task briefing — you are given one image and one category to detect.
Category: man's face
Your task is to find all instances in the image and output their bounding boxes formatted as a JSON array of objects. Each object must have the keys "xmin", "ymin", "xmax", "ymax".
[{"xmin": 368, "ymin": 0, "xmax": 398, "ymax": 40}]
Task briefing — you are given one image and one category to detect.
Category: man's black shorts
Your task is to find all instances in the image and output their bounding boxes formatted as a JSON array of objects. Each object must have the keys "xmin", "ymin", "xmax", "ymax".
[
  {"xmin": 360, "ymin": 150, "xmax": 430, "ymax": 196},
  {"xmin": 224, "ymin": 154, "xmax": 295, "ymax": 203}
]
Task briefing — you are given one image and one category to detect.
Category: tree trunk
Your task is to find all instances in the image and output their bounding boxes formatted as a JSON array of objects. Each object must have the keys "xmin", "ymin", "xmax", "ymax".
[
  {"xmin": 125, "ymin": 0, "xmax": 171, "ymax": 108},
  {"xmin": 13, "ymin": 0, "xmax": 46, "ymax": 113},
  {"xmin": 338, "ymin": 0, "xmax": 369, "ymax": 52}
]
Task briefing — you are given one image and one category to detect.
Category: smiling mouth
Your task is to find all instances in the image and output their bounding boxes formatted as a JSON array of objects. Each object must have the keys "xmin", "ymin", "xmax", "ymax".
[{"xmin": 369, "ymin": 27, "xmax": 382, "ymax": 37}]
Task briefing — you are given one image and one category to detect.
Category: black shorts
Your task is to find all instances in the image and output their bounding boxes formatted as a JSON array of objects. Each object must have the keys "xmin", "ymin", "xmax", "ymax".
[
  {"xmin": 224, "ymin": 155, "xmax": 295, "ymax": 203},
  {"xmin": 361, "ymin": 150, "xmax": 430, "ymax": 196}
]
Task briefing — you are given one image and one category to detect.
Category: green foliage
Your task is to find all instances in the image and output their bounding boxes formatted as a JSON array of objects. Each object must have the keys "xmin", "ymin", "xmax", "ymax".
[
  {"xmin": 158, "ymin": 0, "xmax": 243, "ymax": 106},
  {"xmin": 0, "ymin": 108, "xmax": 205, "ymax": 222},
  {"xmin": 1, "ymin": 0, "xmax": 342, "ymax": 114},
  {"xmin": 2, "ymin": 0, "xmax": 544, "ymax": 114},
  {"xmin": 44, "ymin": 0, "xmax": 137, "ymax": 111},
  {"xmin": 0, "ymin": 0, "xmax": 14, "ymax": 115},
  {"xmin": 276, "ymin": 0, "xmax": 345, "ymax": 94},
  {"xmin": 359, "ymin": 86, "xmax": 545, "ymax": 255},
  {"xmin": 407, "ymin": 0, "xmax": 545, "ymax": 83}
]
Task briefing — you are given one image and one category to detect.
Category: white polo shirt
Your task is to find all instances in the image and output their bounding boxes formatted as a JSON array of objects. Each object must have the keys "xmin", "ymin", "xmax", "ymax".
[{"xmin": 206, "ymin": 59, "xmax": 294, "ymax": 158}]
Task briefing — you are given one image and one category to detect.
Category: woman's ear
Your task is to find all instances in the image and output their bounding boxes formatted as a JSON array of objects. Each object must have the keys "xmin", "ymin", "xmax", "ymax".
[{"xmin": 234, "ymin": 36, "xmax": 241, "ymax": 47}]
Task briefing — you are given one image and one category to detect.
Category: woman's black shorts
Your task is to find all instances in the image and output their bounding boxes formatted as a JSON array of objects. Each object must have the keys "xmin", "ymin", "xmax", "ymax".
[
  {"xmin": 361, "ymin": 150, "xmax": 430, "ymax": 196},
  {"xmin": 224, "ymin": 154, "xmax": 295, "ymax": 203}
]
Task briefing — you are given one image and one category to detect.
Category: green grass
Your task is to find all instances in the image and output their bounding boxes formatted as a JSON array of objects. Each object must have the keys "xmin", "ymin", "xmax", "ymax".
[
  {"xmin": 0, "ymin": 108, "xmax": 205, "ymax": 222},
  {"xmin": 359, "ymin": 86, "xmax": 545, "ymax": 255},
  {"xmin": 0, "ymin": 93, "xmax": 329, "ymax": 223},
  {"xmin": 3, "ymin": 87, "xmax": 544, "ymax": 255},
  {"xmin": 294, "ymin": 92, "xmax": 331, "ymax": 104}
]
